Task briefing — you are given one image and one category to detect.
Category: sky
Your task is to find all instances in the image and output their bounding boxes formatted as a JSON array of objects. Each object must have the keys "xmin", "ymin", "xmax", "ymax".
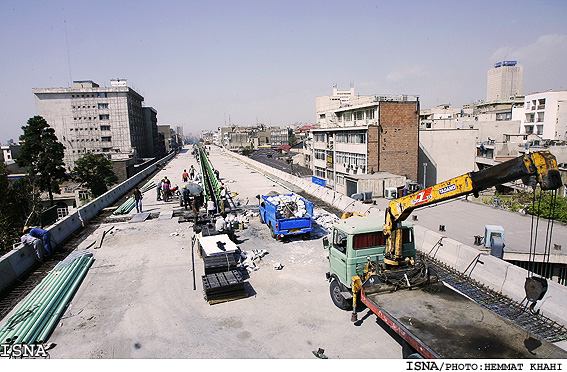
[{"xmin": 1, "ymin": 0, "xmax": 566, "ymax": 143}]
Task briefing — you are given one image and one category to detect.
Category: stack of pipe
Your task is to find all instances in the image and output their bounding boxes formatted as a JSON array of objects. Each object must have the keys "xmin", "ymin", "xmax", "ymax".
[
  {"xmin": 113, "ymin": 180, "xmax": 156, "ymax": 215},
  {"xmin": 0, "ymin": 252, "xmax": 94, "ymax": 347}
]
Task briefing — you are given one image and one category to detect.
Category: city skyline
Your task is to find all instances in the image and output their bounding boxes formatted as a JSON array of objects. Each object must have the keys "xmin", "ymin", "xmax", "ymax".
[{"xmin": 1, "ymin": 0, "xmax": 566, "ymax": 144}]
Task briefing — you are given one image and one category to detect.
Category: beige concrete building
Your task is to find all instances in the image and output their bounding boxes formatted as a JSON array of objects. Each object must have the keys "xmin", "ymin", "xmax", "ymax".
[
  {"xmin": 487, "ymin": 61, "xmax": 523, "ymax": 102},
  {"xmin": 33, "ymin": 80, "xmax": 155, "ymax": 171}
]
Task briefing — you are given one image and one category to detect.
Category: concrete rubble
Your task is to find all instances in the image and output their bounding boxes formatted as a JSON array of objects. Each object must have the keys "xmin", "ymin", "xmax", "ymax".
[
  {"xmin": 240, "ymin": 249, "xmax": 268, "ymax": 272},
  {"xmin": 266, "ymin": 194, "xmax": 308, "ymax": 218}
]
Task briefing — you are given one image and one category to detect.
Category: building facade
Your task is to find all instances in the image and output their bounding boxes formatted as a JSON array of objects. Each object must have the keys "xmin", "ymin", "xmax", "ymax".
[
  {"xmin": 486, "ymin": 61, "xmax": 523, "ymax": 102},
  {"xmin": 313, "ymin": 91, "xmax": 420, "ymax": 195},
  {"xmin": 33, "ymin": 80, "xmax": 156, "ymax": 171},
  {"xmin": 520, "ymin": 91, "xmax": 567, "ymax": 141}
]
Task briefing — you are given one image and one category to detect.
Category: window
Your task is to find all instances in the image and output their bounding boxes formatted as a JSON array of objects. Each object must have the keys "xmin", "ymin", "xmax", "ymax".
[
  {"xmin": 354, "ymin": 232, "xmax": 387, "ymax": 249},
  {"xmin": 365, "ymin": 109, "xmax": 375, "ymax": 120},
  {"xmin": 353, "ymin": 229, "xmax": 411, "ymax": 250},
  {"xmin": 332, "ymin": 229, "xmax": 347, "ymax": 253},
  {"xmin": 98, "ymin": 92, "xmax": 107, "ymax": 98},
  {"xmin": 99, "ymin": 114, "xmax": 109, "ymax": 120},
  {"xmin": 314, "ymin": 133, "xmax": 325, "ymax": 142},
  {"xmin": 315, "ymin": 167, "xmax": 325, "ymax": 178},
  {"xmin": 101, "ymin": 136, "xmax": 111, "ymax": 142},
  {"xmin": 344, "ymin": 112, "xmax": 352, "ymax": 122},
  {"xmin": 100, "ymin": 125, "xmax": 111, "ymax": 131},
  {"xmin": 355, "ymin": 111, "xmax": 364, "ymax": 121},
  {"xmin": 98, "ymin": 103, "xmax": 108, "ymax": 109},
  {"xmin": 315, "ymin": 149, "xmax": 325, "ymax": 160}
]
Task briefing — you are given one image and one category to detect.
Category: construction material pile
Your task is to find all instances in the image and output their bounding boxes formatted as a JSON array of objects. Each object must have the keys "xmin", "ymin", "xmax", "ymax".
[
  {"xmin": 267, "ymin": 194, "xmax": 308, "ymax": 219},
  {"xmin": 0, "ymin": 251, "xmax": 94, "ymax": 346},
  {"xmin": 202, "ymin": 270, "xmax": 246, "ymax": 304},
  {"xmin": 203, "ymin": 253, "xmax": 238, "ymax": 275}
]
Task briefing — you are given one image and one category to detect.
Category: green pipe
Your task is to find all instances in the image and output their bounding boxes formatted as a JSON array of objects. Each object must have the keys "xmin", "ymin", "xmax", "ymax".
[
  {"xmin": 21, "ymin": 256, "xmax": 88, "ymax": 344},
  {"xmin": 2, "ymin": 258, "xmax": 80, "ymax": 343},
  {"xmin": 14, "ymin": 257, "xmax": 84, "ymax": 344},
  {"xmin": 29, "ymin": 256, "xmax": 92, "ymax": 344},
  {"xmin": 0, "ymin": 264, "xmax": 64, "ymax": 343},
  {"xmin": 37, "ymin": 257, "xmax": 93, "ymax": 343},
  {"xmin": 14, "ymin": 258, "xmax": 83, "ymax": 344}
]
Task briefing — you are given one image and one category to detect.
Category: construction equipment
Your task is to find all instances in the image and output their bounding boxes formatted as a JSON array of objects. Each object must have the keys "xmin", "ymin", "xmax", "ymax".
[
  {"xmin": 324, "ymin": 151, "xmax": 564, "ymax": 358},
  {"xmin": 383, "ymin": 151, "xmax": 561, "ymax": 268}
]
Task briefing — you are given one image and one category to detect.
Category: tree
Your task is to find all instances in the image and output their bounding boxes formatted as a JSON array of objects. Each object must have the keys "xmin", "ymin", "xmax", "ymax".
[
  {"xmin": 72, "ymin": 153, "xmax": 118, "ymax": 197},
  {"xmin": 288, "ymin": 134, "xmax": 298, "ymax": 147},
  {"xmin": 0, "ymin": 164, "xmax": 39, "ymax": 254},
  {"xmin": 16, "ymin": 116, "xmax": 67, "ymax": 206}
]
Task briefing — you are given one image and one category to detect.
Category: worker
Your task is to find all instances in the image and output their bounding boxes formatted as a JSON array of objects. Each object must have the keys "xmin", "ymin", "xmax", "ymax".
[
  {"xmin": 133, "ymin": 187, "xmax": 143, "ymax": 213},
  {"xmin": 156, "ymin": 179, "xmax": 163, "ymax": 201},
  {"xmin": 216, "ymin": 213, "xmax": 236, "ymax": 242},
  {"xmin": 162, "ymin": 180, "xmax": 170, "ymax": 202},
  {"xmin": 20, "ymin": 233, "xmax": 46, "ymax": 261},
  {"xmin": 182, "ymin": 169, "xmax": 189, "ymax": 183},
  {"xmin": 189, "ymin": 165, "xmax": 195, "ymax": 180},
  {"xmin": 207, "ymin": 199, "xmax": 216, "ymax": 217},
  {"xmin": 219, "ymin": 185, "xmax": 227, "ymax": 213},
  {"xmin": 23, "ymin": 226, "xmax": 53, "ymax": 256},
  {"xmin": 182, "ymin": 186, "xmax": 191, "ymax": 210},
  {"xmin": 192, "ymin": 196, "xmax": 200, "ymax": 224}
]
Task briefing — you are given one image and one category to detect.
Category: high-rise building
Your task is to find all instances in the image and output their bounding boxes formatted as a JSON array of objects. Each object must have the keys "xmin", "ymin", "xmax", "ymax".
[
  {"xmin": 486, "ymin": 61, "xmax": 523, "ymax": 102},
  {"xmin": 33, "ymin": 80, "xmax": 156, "ymax": 171}
]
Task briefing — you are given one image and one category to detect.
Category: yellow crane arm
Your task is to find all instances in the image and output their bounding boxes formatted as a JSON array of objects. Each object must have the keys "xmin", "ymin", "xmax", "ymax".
[{"xmin": 383, "ymin": 151, "xmax": 562, "ymax": 266}]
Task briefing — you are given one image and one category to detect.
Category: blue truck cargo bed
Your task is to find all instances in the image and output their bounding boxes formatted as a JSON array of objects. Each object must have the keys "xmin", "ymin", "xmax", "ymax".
[{"xmin": 258, "ymin": 193, "xmax": 314, "ymax": 239}]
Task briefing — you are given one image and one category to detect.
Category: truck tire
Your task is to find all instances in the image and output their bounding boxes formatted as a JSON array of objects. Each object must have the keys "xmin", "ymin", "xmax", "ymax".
[
  {"xmin": 269, "ymin": 224, "xmax": 277, "ymax": 239},
  {"xmin": 330, "ymin": 279, "xmax": 352, "ymax": 310},
  {"xmin": 259, "ymin": 212, "xmax": 265, "ymax": 224}
]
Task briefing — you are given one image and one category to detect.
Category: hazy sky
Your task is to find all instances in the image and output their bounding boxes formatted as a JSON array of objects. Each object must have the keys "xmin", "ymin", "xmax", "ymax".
[{"xmin": 1, "ymin": 0, "xmax": 566, "ymax": 143}]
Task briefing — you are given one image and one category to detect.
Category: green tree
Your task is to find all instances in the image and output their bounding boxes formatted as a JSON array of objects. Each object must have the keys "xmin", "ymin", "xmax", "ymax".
[
  {"xmin": 0, "ymin": 164, "xmax": 39, "ymax": 254},
  {"xmin": 288, "ymin": 134, "xmax": 297, "ymax": 147},
  {"xmin": 72, "ymin": 153, "xmax": 118, "ymax": 197},
  {"xmin": 16, "ymin": 116, "xmax": 67, "ymax": 206}
]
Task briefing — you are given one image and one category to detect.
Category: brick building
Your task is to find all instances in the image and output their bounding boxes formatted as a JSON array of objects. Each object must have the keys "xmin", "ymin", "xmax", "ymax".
[{"xmin": 313, "ymin": 90, "xmax": 419, "ymax": 197}]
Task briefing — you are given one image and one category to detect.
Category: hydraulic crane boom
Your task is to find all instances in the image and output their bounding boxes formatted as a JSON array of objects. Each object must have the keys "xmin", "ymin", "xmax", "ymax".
[{"xmin": 383, "ymin": 151, "xmax": 562, "ymax": 266}]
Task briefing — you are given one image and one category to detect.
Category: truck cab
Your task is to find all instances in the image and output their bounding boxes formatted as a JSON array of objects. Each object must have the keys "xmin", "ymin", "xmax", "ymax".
[{"xmin": 324, "ymin": 215, "xmax": 415, "ymax": 309}]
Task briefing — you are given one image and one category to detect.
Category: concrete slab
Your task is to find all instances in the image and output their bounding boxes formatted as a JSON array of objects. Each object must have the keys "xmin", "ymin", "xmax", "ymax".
[
  {"xmin": 158, "ymin": 211, "xmax": 173, "ymax": 220},
  {"xmin": 129, "ymin": 213, "xmax": 150, "ymax": 223}
]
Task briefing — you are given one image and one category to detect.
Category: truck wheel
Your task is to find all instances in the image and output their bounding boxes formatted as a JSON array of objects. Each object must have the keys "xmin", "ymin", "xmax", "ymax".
[
  {"xmin": 259, "ymin": 213, "xmax": 265, "ymax": 224},
  {"xmin": 330, "ymin": 280, "xmax": 352, "ymax": 310}
]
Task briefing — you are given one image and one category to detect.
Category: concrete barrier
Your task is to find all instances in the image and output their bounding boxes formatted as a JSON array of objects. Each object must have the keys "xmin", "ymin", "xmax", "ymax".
[
  {"xmin": 0, "ymin": 152, "xmax": 176, "ymax": 294},
  {"xmin": 414, "ymin": 225, "xmax": 567, "ymax": 326}
]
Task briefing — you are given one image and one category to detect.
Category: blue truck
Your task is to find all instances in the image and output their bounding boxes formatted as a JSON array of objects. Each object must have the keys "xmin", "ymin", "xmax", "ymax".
[{"xmin": 257, "ymin": 193, "xmax": 313, "ymax": 240}]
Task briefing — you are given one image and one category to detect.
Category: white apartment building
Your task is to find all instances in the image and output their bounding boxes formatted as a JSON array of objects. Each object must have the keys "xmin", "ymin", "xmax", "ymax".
[
  {"xmin": 520, "ymin": 91, "xmax": 567, "ymax": 141},
  {"xmin": 33, "ymin": 80, "xmax": 150, "ymax": 171},
  {"xmin": 487, "ymin": 61, "xmax": 523, "ymax": 102}
]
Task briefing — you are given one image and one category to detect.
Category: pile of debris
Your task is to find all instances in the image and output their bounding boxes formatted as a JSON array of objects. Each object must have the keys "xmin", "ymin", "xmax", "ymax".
[
  {"xmin": 266, "ymin": 194, "xmax": 308, "ymax": 219},
  {"xmin": 312, "ymin": 209, "xmax": 340, "ymax": 230},
  {"xmin": 240, "ymin": 249, "xmax": 268, "ymax": 272}
]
